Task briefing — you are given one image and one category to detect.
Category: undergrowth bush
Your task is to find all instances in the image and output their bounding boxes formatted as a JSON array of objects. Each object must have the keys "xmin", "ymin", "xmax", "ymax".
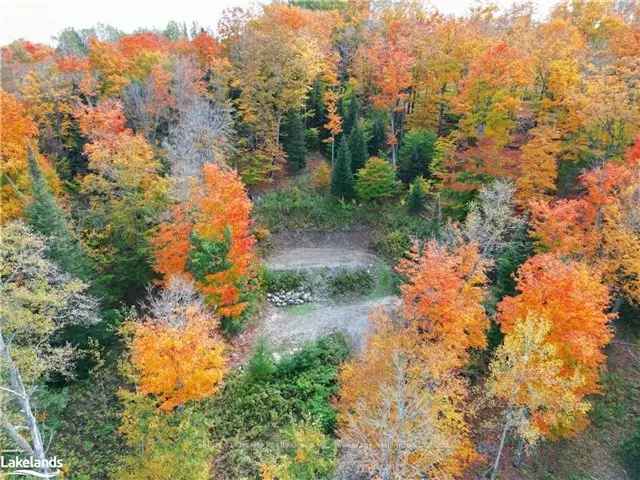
[
  {"xmin": 254, "ymin": 185, "xmax": 356, "ymax": 232},
  {"xmin": 620, "ymin": 419, "xmax": 640, "ymax": 479},
  {"xmin": 328, "ymin": 269, "xmax": 374, "ymax": 296},
  {"xmin": 374, "ymin": 229, "xmax": 412, "ymax": 261},
  {"xmin": 205, "ymin": 334, "xmax": 350, "ymax": 479},
  {"xmin": 263, "ymin": 269, "xmax": 308, "ymax": 293}
]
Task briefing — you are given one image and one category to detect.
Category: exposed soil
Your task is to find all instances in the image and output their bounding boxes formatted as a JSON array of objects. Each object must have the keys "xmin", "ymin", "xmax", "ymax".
[
  {"xmin": 261, "ymin": 296, "xmax": 398, "ymax": 353},
  {"xmin": 261, "ymin": 235, "xmax": 397, "ymax": 353},
  {"xmin": 266, "ymin": 247, "xmax": 379, "ymax": 272}
]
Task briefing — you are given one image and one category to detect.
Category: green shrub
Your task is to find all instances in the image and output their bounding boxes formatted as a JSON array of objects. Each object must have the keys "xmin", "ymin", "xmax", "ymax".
[
  {"xmin": 112, "ymin": 393, "xmax": 212, "ymax": 480},
  {"xmin": 246, "ymin": 340, "xmax": 277, "ymax": 383},
  {"xmin": 262, "ymin": 422, "xmax": 336, "ymax": 480},
  {"xmin": 355, "ymin": 157, "xmax": 400, "ymax": 202},
  {"xmin": 205, "ymin": 334, "xmax": 350, "ymax": 479},
  {"xmin": 328, "ymin": 269, "xmax": 374, "ymax": 296},
  {"xmin": 254, "ymin": 184, "xmax": 356, "ymax": 232},
  {"xmin": 590, "ymin": 372, "xmax": 633, "ymax": 426},
  {"xmin": 620, "ymin": 419, "xmax": 640, "ymax": 479},
  {"xmin": 374, "ymin": 229, "xmax": 411, "ymax": 261},
  {"xmin": 263, "ymin": 269, "xmax": 308, "ymax": 293},
  {"xmin": 52, "ymin": 366, "xmax": 125, "ymax": 479}
]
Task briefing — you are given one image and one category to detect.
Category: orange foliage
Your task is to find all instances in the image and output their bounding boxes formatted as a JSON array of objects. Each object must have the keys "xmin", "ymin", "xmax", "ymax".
[
  {"xmin": 396, "ymin": 240, "xmax": 490, "ymax": 369},
  {"xmin": 131, "ymin": 308, "xmax": 226, "ymax": 411},
  {"xmin": 531, "ymin": 138, "xmax": 640, "ymax": 303},
  {"xmin": 75, "ymin": 99, "xmax": 129, "ymax": 144},
  {"xmin": 88, "ymin": 33, "xmax": 170, "ymax": 96},
  {"xmin": 153, "ymin": 165, "xmax": 256, "ymax": 318},
  {"xmin": 455, "ymin": 42, "xmax": 532, "ymax": 146},
  {"xmin": 497, "ymin": 253, "xmax": 613, "ymax": 404},
  {"xmin": 0, "ymin": 90, "xmax": 61, "ymax": 223},
  {"xmin": 515, "ymin": 126, "xmax": 561, "ymax": 208},
  {"xmin": 188, "ymin": 32, "xmax": 228, "ymax": 70}
]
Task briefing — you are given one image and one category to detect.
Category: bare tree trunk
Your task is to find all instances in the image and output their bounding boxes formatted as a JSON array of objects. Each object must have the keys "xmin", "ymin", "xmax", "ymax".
[
  {"xmin": 331, "ymin": 137, "xmax": 335, "ymax": 167},
  {"xmin": 490, "ymin": 419, "xmax": 510, "ymax": 480},
  {"xmin": 0, "ymin": 329, "xmax": 50, "ymax": 476},
  {"xmin": 390, "ymin": 114, "xmax": 397, "ymax": 167}
]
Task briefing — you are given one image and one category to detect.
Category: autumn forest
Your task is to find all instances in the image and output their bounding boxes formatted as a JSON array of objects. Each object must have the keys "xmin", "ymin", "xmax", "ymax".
[{"xmin": 1, "ymin": 0, "xmax": 639, "ymax": 479}]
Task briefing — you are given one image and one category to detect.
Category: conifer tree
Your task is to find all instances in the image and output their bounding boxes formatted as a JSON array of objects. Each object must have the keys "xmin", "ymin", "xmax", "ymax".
[
  {"xmin": 349, "ymin": 122, "xmax": 367, "ymax": 173},
  {"xmin": 398, "ymin": 129, "xmax": 437, "ymax": 184},
  {"xmin": 368, "ymin": 111, "xmax": 387, "ymax": 157},
  {"xmin": 407, "ymin": 176, "xmax": 427, "ymax": 214},
  {"xmin": 25, "ymin": 150, "xmax": 90, "ymax": 279},
  {"xmin": 282, "ymin": 110, "xmax": 307, "ymax": 172},
  {"xmin": 307, "ymin": 78, "xmax": 326, "ymax": 130},
  {"xmin": 331, "ymin": 137, "xmax": 354, "ymax": 200},
  {"xmin": 342, "ymin": 95, "xmax": 359, "ymax": 137}
]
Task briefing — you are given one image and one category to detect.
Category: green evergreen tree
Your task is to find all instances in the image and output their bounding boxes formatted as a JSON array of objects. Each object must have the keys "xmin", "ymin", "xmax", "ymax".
[
  {"xmin": 348, "ymin": 122, "xmax": 367, "ymax": 173},
  {"xmin": 25, "ymin": 150, "xmax": 91, "ymax": 280},
  {"xmin": 282, "ymin": 110, "xmax": 307, "ymax": 171},
  {"xmin": 331, "ymin": 137, "xmax": 354, "ymax": 200},
  {"xmin": 407, "ymin": 176, "xmax": 427, "ymax": 214},
  {"xmin": 398, "ymin": 129, "xmax": 437, "ymax": 184},
  {"xmin": 367, "ymin": 110, "xmax": 387, "ymax": 157},
  {"xmin": 342, "ymin": 94, "xmax": 359, "ymax": 137},
  {"xmin": 307, "ymin": 79, "xmax": 326, "ymax": 129}
]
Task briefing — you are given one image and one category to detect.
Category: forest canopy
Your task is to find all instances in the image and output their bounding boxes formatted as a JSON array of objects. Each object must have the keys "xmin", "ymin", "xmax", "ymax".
[{"xmin": 1, "ymin": 0, "xmax": 639, "ymax": 479}]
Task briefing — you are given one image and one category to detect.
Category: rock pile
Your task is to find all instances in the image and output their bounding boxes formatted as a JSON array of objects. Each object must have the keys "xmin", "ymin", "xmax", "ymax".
[{"xmin": 267, "ymin": 288, "xmax": 312, "ymax": 307}]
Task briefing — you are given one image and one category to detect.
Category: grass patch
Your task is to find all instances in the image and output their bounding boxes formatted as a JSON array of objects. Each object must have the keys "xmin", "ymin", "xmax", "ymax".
[
  {"xmin": 369, "ymin": 262, "xmax": 400, "ymax": 299},
  {"xmin": 254, "ymin": 177, "xmax": 439, "ymax": 242},
  {"xmin": 254, "ymin": 183, "xmax": 357, "ymax": 233},
  {"xmin": 284, "ymin": 303, "xmax": 317, "ymax": 315}
]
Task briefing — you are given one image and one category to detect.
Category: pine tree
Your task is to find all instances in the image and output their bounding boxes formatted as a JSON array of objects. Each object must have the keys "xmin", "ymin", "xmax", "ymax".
[
  {"xmin": 349, "ymin": 121, "xmax": 367, "ymax": 173},
  {"xmin": 25, "ymin": 150, "xmax": 91, "ymax": 279},
  {"xmin": 282, "ymin": 110, "xmax": 307, "ymax": 171},
  {"xmin": 398, "ymin": 129, "xmax": 437, "ymax": 184},
  {"xmin": 331, "ymin": 137, "xmax": 354, "ymax": 200},
  {"xmin": 342, "ymin": 94, "xmax": 359, "ymax": 137},
  {"xmin": 307, "ymin": 78, "xmax": 326, "ymax": 130},
  {"xmin": 407, "ymin": 176, "xmax": 427, "ymax": 214},
  {"xmin": 368, "ymin": 111, "xmax": 387, "ymax": 157}
]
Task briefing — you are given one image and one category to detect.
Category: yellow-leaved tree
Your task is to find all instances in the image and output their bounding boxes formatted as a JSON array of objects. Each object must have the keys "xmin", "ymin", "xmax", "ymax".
[
  {"xmin": 486, "ymin": 313, "xmax": 590, "ymax": 479},
  {"xmin": 337, "ymin": 310, "xmax": 478, "ymax": 479}
]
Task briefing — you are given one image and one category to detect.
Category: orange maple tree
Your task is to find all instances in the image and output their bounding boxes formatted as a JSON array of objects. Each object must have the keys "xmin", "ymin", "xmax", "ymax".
[
  {"xmin": 396, "ymin": 240, "xmax": 490, "ymax": 370},
  {"xmin": 131, "ymin": 306, "xmax": 226, "ymax": 411},
  {"xmin": 497, "ymin": 253, "xmax": 613, "ymax": 432},
  {"xmin": 0, "ymin": 89, "xmax": 61, "ymax": 223},
  {"xmin": 360, "ymin": 18, "xmax": 415, "ymax": 165},
  {"xmin": 153, "ymin": 164, "xmax": 256, "ymax": 318},
  {"xmin": 531, "ymin": 137, "xmax": 640, "ymax": 304}
]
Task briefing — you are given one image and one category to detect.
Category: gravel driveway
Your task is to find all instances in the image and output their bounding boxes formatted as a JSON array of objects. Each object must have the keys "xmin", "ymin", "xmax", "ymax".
[
  {"xmin": 261, "ymin": 246, "xmax": 398, "ymax": 352},
  {"xmin": 265, "ymin": 247, "xmax": 379, "ymax": 271},
  {"xmin": 261, "ymin": 296, "xmax": 398, "ymax": 352}
]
